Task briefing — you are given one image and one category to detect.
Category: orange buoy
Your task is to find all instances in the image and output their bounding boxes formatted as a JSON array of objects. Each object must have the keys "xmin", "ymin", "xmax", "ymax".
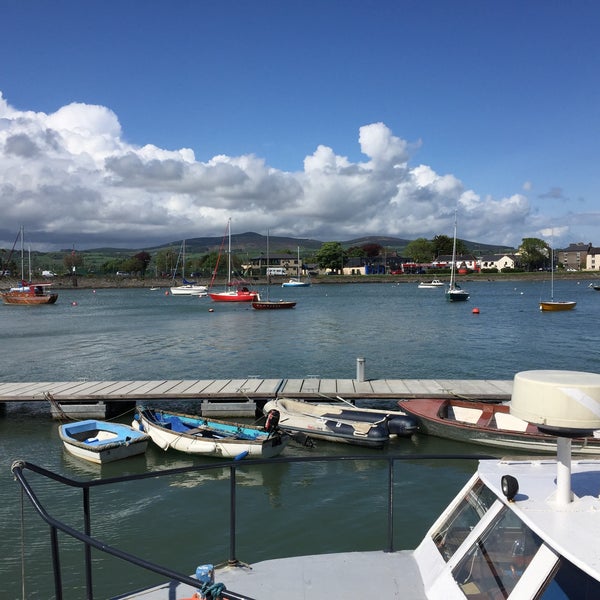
[
  {"xmin": 472, "ymin": 307, "xmax": 480, "ymax": 314},
  {"xmin": 165, "ymin": 291, "xmax": 169, "ymax": 295}
]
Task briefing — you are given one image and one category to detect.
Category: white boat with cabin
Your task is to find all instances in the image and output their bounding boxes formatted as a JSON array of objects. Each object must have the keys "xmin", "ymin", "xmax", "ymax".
[
  {"xmin": 12, "ymin": 369, "xmax": 600, "ymax": 599},
  {"xmin": 418, "ymin": 279, "xmax": 444, "ymax": 289}
]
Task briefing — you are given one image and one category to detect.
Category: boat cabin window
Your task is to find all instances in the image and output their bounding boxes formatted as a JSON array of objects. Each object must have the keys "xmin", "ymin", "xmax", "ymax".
[
  {"xmin": 452, "ymin": 505, "xmax": 543, "ymax": 599},
  {"xmin": 537, "ymin": 556, "xmax": 600, "ymax": 599},
  {"xmin": 432, "ymin": 479, "xmax": 497, "ymax": 561}
]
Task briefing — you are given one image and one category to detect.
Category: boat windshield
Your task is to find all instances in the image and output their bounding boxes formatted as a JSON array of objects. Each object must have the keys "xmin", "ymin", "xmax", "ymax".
[
  {"xmin": 452, "ymin": 505, "xmax": 543, "ymax": 599},
  {"xmin": 432, "ymin": 479, "xmax": 497, "ymax": 561}
]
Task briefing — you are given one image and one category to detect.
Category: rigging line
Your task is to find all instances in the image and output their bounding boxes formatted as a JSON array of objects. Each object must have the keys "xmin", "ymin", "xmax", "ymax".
[{"xmin": 209, "ymin": 220, "xmax": 230, "ymax": 289}]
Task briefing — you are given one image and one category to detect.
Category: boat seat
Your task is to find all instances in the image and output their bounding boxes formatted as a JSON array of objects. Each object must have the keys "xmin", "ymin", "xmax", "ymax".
[
  {"xmin": 475, "ymin": 406, "xmax": 496, "ymax": 428},
  {"xmin": 168, "ymin": 416, "xmax": 189, "ymax": 433}
]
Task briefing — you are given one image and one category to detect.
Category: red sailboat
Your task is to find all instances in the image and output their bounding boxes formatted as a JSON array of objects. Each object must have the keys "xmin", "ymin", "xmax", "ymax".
[{"xmin": 208, "ymin": 219, "xmax": 259, "ymax": 302}]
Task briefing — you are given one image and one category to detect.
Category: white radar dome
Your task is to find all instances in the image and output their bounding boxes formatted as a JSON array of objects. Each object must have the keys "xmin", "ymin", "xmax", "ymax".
[{"xmin": 511, "ymin": 370, "xmax": 600, "ymax": 435}]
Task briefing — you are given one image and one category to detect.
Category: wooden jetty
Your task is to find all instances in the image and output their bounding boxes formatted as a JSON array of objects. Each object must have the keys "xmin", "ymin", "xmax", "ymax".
[{"xmin": 0, "ymin": 377, "xmax": 512, "ymax": 419}]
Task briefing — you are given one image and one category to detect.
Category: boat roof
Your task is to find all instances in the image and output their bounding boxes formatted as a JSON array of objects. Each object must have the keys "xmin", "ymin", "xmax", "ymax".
[{"xmin": 478, "ymin": 457, "xmax": 600, "ymax": 580}]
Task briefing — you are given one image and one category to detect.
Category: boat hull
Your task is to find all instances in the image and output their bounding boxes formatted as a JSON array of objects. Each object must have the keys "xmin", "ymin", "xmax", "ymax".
[
  {"xmin": 134, "ymin": 408, "xmax": 289, "ymax": 458},
  {"xmin": 1, "ymin": 285, "xmax": 58, "ymax": 305},
  {"xmin": 539, "ymin": 301, "xmax": 576, "ymax": 311},
  {"xmin": 170, "ymin": 285, "xmax": 208, "ymax": 296},
  {"xmin": 445, "ymin": 289, "xmax": 469, "ymax": 302},
  {"xmin": 400, "ymin": 398, "xmax": 600, "ymax": 454},
  {"xmin": 281, "ymin": 279, "xmax": 310, "ymax": 287},
  {"xmin": 208, "ymin": 290, "xmax": 259, "ymax": 302},
  {"xmin": 418, "ymin": 280, "xmax": 444, "ymax": 289},
  {"xmin": 59, "ymin": 420, "xmax": 149, "ymax": 464},
  {"xmin": 252, "ymin": 300, "xmax": 296, "ymax": 310}
]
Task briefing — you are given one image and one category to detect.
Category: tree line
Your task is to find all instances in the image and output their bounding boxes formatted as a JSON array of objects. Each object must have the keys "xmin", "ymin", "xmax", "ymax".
[{"xmin": 0, "ymin": 236, "xmax": 554, "ymax": 279}]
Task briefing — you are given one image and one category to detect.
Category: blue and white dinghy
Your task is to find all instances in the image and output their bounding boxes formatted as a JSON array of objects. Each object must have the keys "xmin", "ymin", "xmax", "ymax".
[
  {"xmin": 133, "ymin": 407, "xmax": 289, "ymax": 459},
  {"xmin": 58, "ymin": 420, "xmax": 150, "ymax": 464}
]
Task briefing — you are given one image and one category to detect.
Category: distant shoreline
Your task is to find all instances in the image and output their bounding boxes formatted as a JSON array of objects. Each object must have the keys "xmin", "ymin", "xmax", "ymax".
[{"xmin": 2, "ymin": 271, "xmax": 596, "ymax": 290}]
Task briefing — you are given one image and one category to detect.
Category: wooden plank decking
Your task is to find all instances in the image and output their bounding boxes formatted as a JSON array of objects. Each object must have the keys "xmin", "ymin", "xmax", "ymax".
[{"xmin": 0, "ymin": 378, "xmax": 513, "ymax": 404}]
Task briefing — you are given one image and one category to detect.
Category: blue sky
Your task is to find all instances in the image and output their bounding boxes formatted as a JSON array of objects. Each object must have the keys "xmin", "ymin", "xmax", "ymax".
[{"xmin": 1, "ymin": 0, "xmax": 599, "ymax": 250}]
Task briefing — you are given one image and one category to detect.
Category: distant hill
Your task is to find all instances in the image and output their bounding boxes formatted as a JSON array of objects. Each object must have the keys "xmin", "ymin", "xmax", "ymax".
[{"xmin": 61, "ymin": 233, "xmax": 516, "ymax": 257}]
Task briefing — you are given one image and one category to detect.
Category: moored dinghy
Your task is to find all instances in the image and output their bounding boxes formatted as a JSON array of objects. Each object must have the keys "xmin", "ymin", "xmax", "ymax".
[
  {"xmin": 133, "ymin": 407, "xmax": 289, "ymax": 459},
  {"xmin": 59, "ymin": 420, "xmax": 150, "ymax": 464},
  {"xmin": 263, "ymin": 397, "xmax": 417, "ymax": 447},
  {"xmin": 400, "ymin": 396, "xmax": 600, "ymax": 455}
]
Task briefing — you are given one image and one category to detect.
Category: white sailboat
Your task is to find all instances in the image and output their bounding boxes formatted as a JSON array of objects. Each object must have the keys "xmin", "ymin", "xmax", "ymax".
[
  {"xmin": 282, "ymin": 246, "xmax": 311, "ymax": 287},
  {"xmin": 169, "ymin": 240, "xmax": 207, "ymax": 296},
  {"xmin": 445, "ymin": 210, "xmax": 469, "ymax": 302}
]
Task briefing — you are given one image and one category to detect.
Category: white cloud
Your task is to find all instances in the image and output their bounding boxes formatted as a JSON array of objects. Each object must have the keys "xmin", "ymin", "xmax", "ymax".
[{"xmin": 0, "ymin": 91, "xmax": 584, "ymax": 251}]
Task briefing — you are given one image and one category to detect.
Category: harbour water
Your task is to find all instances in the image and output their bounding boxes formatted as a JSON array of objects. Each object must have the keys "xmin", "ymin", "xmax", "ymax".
[{"xmin": 2, "ymin": 278, "xmax": 599, "ymax": 599}]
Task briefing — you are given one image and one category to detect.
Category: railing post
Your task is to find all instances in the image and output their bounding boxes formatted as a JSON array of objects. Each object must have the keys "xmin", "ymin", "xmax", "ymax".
[
  {"xmin": 83, "ymin": 487, "xmax": 94, "ymax": 599},
  {"xmin": 228, "ymin": 464, "xmax": 238, "ymax": 565},
  {"xmin": 386, "ymin": 457, "xmax": 395, "ymax": 553},
  {"xmin": 50, "ymin": 525, "xmax": 63, "ymax": 600}
]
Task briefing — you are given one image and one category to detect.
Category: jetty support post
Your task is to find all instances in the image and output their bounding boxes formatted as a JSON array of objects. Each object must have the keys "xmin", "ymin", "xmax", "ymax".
[{"xmin": 356, "ymin": 357, "xmax": 365, "ymax": 383}]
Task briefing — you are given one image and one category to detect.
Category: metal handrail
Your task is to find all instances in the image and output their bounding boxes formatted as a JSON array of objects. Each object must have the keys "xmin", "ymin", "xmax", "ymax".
[{"xmin": 11, "ymin": 453, "xmax": 490, "ymax": 600}]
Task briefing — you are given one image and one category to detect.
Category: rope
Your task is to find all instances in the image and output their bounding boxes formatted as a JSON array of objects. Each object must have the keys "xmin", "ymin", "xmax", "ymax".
[
  {"xmin": 192, "ymin": 581, "xmax": 225, "ymax": 599},
  {"xmin": 44, "ymin": 391, "xmax": 138, "ymax": 422},
  {"xmin": 44, "ymin": 391, "xmax": 70, "ymax": 421}
]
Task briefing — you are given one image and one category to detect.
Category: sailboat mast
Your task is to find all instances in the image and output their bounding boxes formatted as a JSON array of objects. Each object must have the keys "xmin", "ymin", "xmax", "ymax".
[
  {"xmin": 550, "ymin": 246, "xmax": 554, "ymax": 300},
  {"xmin": 20, "ymin": 226, "xmax": 25, "ymax": 282},
  {"xmin": 450, "ymin": 211, "xmax": 458, "ymax": 289},
  {"xmin": 227, "ymin": 218, "xmax": 231, "ymax": 286},
  {"xmin": 266, "ymin": 229, "xmax": 270, "ymax": 301}
]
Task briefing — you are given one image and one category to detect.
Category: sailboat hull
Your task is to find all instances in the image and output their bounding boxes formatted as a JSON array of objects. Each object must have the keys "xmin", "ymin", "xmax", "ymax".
[
  {"xmin": 252, "ymin": 300, "xmax": 296, "ymax": 310},
  {"xmin": 445, "ymin": 289, "xmax": 470, "ymax": 302},
  {"xmin": 539, "ymin": 301, "xmax": 576, "ymax": 311},
  {"xmin": 1, "ymin": 287, "xmax": 58, "ymax": 305},
  {"xmin": 209, "ymin": 290, "xmax": 259, "ymax": 302}
]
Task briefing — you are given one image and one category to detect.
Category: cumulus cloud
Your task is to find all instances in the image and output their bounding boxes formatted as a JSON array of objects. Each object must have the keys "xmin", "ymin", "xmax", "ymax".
[{"xmin": 0, "ymin": 91, "xmax": 560, "ymax": 251}]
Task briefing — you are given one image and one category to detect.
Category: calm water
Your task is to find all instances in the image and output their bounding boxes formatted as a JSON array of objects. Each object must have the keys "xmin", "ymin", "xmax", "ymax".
[{"xmin": 2, "ymin": 279, "xmax": 599, "ymax": 598}]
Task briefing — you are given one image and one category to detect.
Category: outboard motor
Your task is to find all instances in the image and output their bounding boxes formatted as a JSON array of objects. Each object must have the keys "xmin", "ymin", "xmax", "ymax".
[
  {"xmin": 387, "ymin": 415, "xmax": 419, "ymax": 437},
  {"xmin": 264, "ymin": 409, "xmax": 280, "ymax": 433}
]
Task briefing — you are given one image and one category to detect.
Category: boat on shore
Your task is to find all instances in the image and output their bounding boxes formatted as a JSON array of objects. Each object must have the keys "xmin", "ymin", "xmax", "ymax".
[
  {"xmin": 400, "ymin": 395, "xmax": 600, "ymax": 454},
  {"xmin": 58, "ymin": 419, "xmax": 150, "ymax": 464},
  {"xmin": 262, "ymin": 397, "xmax": 417, "ymax": 447},
  {"xmin": 14, "ymin": 369, "xmax": 600, "ymax": 599},
  {"xmin": 133, "ymin": 407, "xmax": 289, "ymax": 458}
]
